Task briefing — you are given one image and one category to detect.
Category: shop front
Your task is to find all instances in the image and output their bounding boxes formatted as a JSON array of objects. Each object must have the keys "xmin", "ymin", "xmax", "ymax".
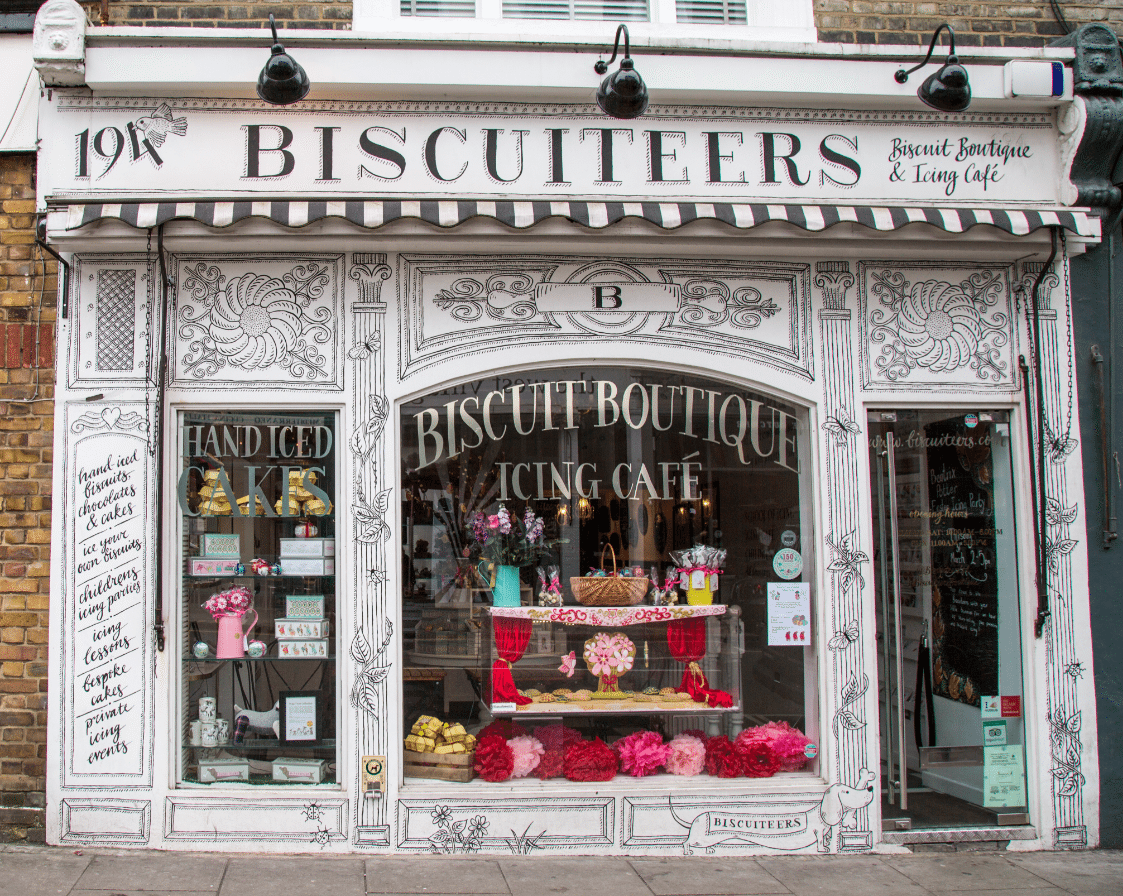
[{"xmin": 38, "ymin": 22, "xmax": 1102, "ymax": 853}]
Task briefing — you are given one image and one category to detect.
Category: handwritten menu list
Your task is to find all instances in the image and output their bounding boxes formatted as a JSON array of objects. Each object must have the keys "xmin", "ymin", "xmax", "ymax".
[
  {"xmin": 925, "ymin": 419, "xmax": 999, "ymax": 706},
  {"xmin": 69, "ymin": 430, "xmax": 147, "ymax": 777}
]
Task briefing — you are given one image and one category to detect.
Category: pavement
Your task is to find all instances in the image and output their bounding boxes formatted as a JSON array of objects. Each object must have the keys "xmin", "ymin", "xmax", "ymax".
[{"xmin": 2, "ymin": 846, "xmax": 1122, "ymax": 896}]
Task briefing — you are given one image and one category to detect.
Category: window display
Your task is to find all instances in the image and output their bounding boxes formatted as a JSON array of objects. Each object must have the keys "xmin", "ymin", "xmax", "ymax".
[
  {"xmin": 178, "ymin": 412, "xmax": 337, "ymax": 786},
  {"xmin": 400, "ymin": 367, "xmax": 817, "ymax": 785}
]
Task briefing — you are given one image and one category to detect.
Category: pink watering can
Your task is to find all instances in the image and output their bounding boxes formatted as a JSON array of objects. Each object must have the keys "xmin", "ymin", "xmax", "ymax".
[{"xmin": 216, "ymin": 608, "xmax": 259, "ymax": 659}]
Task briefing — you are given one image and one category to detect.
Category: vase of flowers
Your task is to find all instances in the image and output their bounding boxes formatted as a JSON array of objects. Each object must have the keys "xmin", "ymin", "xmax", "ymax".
[
  {"xmin": 469, "ymin": 505, "xmax": 556, "ymax": 608},
  {"xmin": 204, "ymin": 586, "xmax": 258, "ymax": 659}
]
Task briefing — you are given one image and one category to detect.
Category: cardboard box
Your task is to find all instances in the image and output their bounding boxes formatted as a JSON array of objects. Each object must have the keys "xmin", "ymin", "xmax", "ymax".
[
  {"xmin": 198, "ymin": 759, "xmax": 250, "ymax": 783},
  {"xmin": 188, "ymin": 557, "xmax": 241, "ymax": 576},
  {"xmin": 202, "ymin": 534, "xmax": 240, "ymax": 558},
  {"xmin": 275, "ymin": 618, "xmax": 330, "ymax": 640},
  {"xmin": 286, "ymin": 595, "xmax": 325, "ymax": 618},
  {"xmin": 279, "ymin": 538, "xmax": 335, "ymax": 558},
  {"xmin": 277, "ymin": 638, "xmax": 330, "ymax": 658},
  {"xmin": 272, "ymin": 757, "xmax": 327, "ymax": 783},
  {"xmin": 279, "ymin": 557, "xmax": 335, "ymax": 576}
]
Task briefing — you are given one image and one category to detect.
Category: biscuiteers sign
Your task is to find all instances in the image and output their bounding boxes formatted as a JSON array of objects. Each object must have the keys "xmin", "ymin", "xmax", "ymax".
[{"xmin": 42, "ymin": 99, "xmax": 1062, "ymax": 204}]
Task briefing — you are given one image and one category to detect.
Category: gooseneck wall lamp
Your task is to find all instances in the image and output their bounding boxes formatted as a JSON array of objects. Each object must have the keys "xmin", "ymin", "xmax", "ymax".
[
  {"xmin": 894, "ymin": 24, "xmax": 971, "ymax": 112},
  {"xmin": 257, "ymin": 14, "xmax": 311, "ymax": 106},
  {"xmin": 594, "ymin": 24, "xmax": 649, "ymax": 119}
]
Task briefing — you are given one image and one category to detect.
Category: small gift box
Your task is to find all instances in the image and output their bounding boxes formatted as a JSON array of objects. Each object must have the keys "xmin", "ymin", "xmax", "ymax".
[
  {"xmin": 197, "ymin": 759, "xmax": 250, "ymax": 783},
  {"xmin": 271, "ymin": 758, "xmax": 327, "ymax": 784},
  {"xmin": 279, "ymin": 538, "xmax": 335, "ymax": 558},
  {"xmin": 189, "ymin": 557, "xmax": 241, "ymax": 576},
  {"xmin": 281, "ymin": 557, "xmax": 335, "ymax": 576},
  {"xmin": 286, "ymin": 595, "xmax": 325, "ymax": 618},
  {"xmin": 277, "ymin": 639, "xmax": 330, "ymax": 658},
  {"xmin": 202, "ymin": 534, "xmax": 240, "ymax": 558},
  {"xmin": 275, "ymin": 618, "xmax": 330, "ymax": 640}
]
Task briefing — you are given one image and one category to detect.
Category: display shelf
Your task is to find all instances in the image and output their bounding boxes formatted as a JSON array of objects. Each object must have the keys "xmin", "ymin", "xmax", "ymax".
[
  {"xmin": 183, "ymin": 655, "xmax": 336, "ymax": 664},
  {"xmin": 184, "ymin": 574, "xmax": 336, "ymax": 581},
  {"xmin": 185, "ymin": 739, "xmax": 336, "ymax": 753},
  {"xmin": 487, "ymin": 604, "xmax": 726, "ymax": 625}
]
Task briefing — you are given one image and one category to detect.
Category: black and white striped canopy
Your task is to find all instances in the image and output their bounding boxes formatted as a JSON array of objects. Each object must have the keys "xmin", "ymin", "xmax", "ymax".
[{"xmin": 62, "ymin": 199, "xmax": 1100, "ymax": 238}]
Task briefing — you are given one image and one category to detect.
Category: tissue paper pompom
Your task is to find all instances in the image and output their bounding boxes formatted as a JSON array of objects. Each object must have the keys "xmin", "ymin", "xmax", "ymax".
[
  {"xmin": 666, "ymin": 734, "xmax": 707, "ymax": 776},
  {"xmin": 704, "ymin": 735, "xmax": 742, "ymax": 778},
  {"xmin": 533, "ymin": 724, "xmax": 583, "ymax": 749},
  {"xmin": 615, "ymin": 731, "xmax": 669, "ymax": 777},
  {"xmin": 479, "ymin": 720, "xmax": 527, "ymax": 741},
  {"xmin": 735, "ymin": 732, "xmax": 782, "ymax": 778},
  {"xmin": 474, "ymin": 733, "xmax": 514, "ymax": 782},
  {"xmin": 533, "ymin": 745, "xmax": 565, "ymax": 780},
  {"xmin": 737, "ymin": 722, "xmax": 812, "ymax": 772},
  {"xmin": 508, "ymin": 735, "xmax": 545, "ymax": 778},
  {"xmin": 564, "ymin": 738, "xmax": 618, "ymax": 782},
  {"xmin": 681, "ymin": 729, "xmax": 707, "ymax": 741}
]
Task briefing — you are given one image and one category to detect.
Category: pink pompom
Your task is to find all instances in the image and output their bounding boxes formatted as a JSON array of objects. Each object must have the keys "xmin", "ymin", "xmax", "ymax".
[
  {"xmin": 508, "ymin": 735, "xmax": 545, "ymax": 779},
  {"xmin": 736, "ymin": 722, "xmax": 811, "ymax": 772},
  {"xmin": 615, "ymin": 730, "xmax": 669, "ymax": 777},
  {"xmin": 665, "ymin": 734, "xmax": 706, "ymax": 776}
]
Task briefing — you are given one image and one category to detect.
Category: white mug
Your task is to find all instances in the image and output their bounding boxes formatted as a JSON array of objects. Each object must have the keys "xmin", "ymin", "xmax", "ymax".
[
  {"xmin": 201, "ymin": 721, "xmax": 218, "ymax": 747},
  {"xmin": 198, "ymin": 697, "xmax": 217, "ymax": 722},
  {"xmin": 215, "ymin": 718, "xmax": 229, "ymax": 743},
  {"xmin": 189, "ymin": 720, "xmax": 202, "ymax": 746}
]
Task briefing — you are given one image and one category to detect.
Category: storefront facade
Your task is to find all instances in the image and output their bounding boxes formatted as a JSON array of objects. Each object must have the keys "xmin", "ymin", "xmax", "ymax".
[{"xmin": 37, "ymin": 4, "xmax": 1103, "ymax": 853}]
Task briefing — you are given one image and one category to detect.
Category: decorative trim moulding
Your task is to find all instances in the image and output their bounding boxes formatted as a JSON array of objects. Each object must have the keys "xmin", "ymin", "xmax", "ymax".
[
  {"xmin": 59, "ymin": 201, "xmax": 1100, "ymax": 240},
  {"xmin": 396, "ymin": 798, "xmax": 614, "ymax": 850},
  {"xmin": 60, "ymin": 798, "xmax": 151, "ymax": 843},
  {"xmin": 164, "ymin": 797, "xmax": 348, "ymax": 843}
]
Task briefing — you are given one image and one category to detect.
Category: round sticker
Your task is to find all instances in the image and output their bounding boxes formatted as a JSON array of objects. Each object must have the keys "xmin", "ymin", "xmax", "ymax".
[
  {"xmin": 780, "ymin": 529, "xmax": 798, "ymax": 547},
  {"xmin": 804, "ymin": 742, "xmax": 819, "ymax": 760},
  {"xmin": 964, "ymin": 413, "xmax": 978, "ymax": 429},
  {"xmin": 772, "ymin": 548, "xmax": 803, "ymax": 580}
]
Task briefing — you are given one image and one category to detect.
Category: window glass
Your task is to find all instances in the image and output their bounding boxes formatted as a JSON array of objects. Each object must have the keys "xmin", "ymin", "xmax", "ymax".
[
  {"xmin": 178, "ymin": 411, "xmax": 337, "ymax": 787},
  {"xmin": 401, "ymin": 367, "xmax": 816, "ymax": 785}
]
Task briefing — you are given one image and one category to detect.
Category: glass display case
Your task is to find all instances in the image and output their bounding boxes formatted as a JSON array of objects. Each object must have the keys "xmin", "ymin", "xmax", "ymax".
[
  {"xmin": 482, "ymin": 605, "xmax": 742, "ymax": 716},
  {"xmin": 178, "ymin": 411, "xmax": 337, "ymax": 786}
]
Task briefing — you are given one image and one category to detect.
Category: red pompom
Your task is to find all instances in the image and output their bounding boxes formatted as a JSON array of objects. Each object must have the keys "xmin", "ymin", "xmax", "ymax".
[
  {"xmin": 564, "ymin": 738, "xmax": 619, "ymax": 782},
  {"xmin": 478, "ymin": 720, "xmax": 527, "ymax": 741},
  {"xmin": 704, "ymin": 735, "xmax": 742, "ymax": 778},
  {"xmin": 736, "ymin": 732, "xmax": 782, "ymax": 778},
  {"xmin": 533, "ymin": 746, "xmax": 565, "ymax": 780},
  {"xmin": 474, "ymin": 733, "xmax": 514, "ymax": 782}
]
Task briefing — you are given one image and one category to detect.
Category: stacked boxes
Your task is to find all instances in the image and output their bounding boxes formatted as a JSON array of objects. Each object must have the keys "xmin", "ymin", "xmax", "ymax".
[
  {"xmin": 275, "ymin": 543, "xmax": 333, "ymax": 656},
  {"xmin": 278, "ymin": 538, "xmax": 335, "ymax": 576},
  {"xmin": 188, "ymin": 533, "xmax": 241, "ymax": 576}
]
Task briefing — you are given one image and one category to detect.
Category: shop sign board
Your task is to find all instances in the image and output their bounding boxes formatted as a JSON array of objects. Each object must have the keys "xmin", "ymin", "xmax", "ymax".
[{"xmin": 40, "ymin": 97, "xmax": 1064, "ymax": 206}]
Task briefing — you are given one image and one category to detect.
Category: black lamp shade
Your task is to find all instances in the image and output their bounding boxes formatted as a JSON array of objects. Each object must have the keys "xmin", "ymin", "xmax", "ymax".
[
  {"xmin": 596, "ymin": 58, "xmax": 648, "ymax": 119},
  {"xmin": 257, "ymin": 16, "xmax": 310, "ymax": 106},
  {"xmin": 918, "ymin": 58, "xmax": 971, "ymax": 112}
]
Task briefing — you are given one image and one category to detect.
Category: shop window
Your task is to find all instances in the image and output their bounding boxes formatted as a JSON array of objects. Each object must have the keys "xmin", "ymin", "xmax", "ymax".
[
  {"xmin": 177, "ymin": 411, "xmax": 337, "ymax": 787},
  {"xmin": 400, "ymin": 367, "xmax": 817, "ymax": 786}
]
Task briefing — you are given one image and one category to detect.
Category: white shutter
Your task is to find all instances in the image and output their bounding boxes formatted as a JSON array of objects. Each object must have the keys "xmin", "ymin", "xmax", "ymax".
[
  {"xmin": 502, "ymin": 0, "xmax": 648, "ymax": 20},
  {"xmin": 400, "ymin": 0, "xmax": 477, "ymax": 16},
  {"xmin": 675, "ymin": 0, "xmax": 746, "ymax": 23}
]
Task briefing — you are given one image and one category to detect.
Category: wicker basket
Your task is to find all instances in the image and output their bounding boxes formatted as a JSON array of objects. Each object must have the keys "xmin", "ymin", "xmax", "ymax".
[{"xmin": 570, "ymin": 544, "xmax": 649, "ymax": 606}]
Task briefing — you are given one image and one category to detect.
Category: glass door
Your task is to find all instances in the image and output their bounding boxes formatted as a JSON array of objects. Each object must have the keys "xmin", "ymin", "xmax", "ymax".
[{"xmin": 869, "ymin": 410, "xmax": 1029, "ymax": 831}]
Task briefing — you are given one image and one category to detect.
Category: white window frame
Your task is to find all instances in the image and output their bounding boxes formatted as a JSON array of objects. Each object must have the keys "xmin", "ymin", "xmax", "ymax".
[{"xmin": 352, "ymin": 0, "xmax": 816, "ymax": 45}]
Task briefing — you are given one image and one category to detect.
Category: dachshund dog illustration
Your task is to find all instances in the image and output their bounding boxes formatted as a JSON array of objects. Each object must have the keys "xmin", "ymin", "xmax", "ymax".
[{"xmin": 818, "ymin": 768, "xmax": 876, "ymax": 852}]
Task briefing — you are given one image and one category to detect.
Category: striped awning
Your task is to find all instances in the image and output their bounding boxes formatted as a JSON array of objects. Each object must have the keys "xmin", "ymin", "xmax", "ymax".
[{"xmin": 60, "ymin": 199, "xmax": 1101, "ymax": 238}]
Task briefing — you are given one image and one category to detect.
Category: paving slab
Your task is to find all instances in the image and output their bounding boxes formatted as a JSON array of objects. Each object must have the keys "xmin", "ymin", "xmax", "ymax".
[
  {"xmin": 1008, "ymin": 852, "xmax": 1123, "ymax": 896},
  {"xmin": 756, "ymin": 856, "xmax": 934, "ymax": 896},
  {"xmin": 497, "ymin": 857, "xmax": 653, "ymax": 896},
  {"xmin": 74, "ymin": 854, "xmax": 227, "ymax": 892},
  {"xmin": 924, "ymin": 890, "xmax": 1071, "ymax": 896},
  {"xmin": 365, "ymin": 858, "xmax": 510, "ymax": 894},
  {"xmin": 0, "ymin": 851, "xmax": 92, "ymax": 896},
  {"xmin": 222, "ymin": 857, "xmax": 365, "ymax": 896},
  {"xmin": 628, "ymin": 857, "xmax": 791, "ymax": 895},
  {"xmin": 893, "ymin": 855, "xmax": 1049, "ymax": 891}
]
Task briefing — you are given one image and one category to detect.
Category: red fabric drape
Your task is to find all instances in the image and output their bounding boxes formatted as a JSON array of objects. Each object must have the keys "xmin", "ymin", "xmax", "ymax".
[
  {"xmin": 491, "ymin": 617, "xmax": 534, "ymax": 706},
  {"xmin": 666, "ymin": 617, "xmax": 733, "ymax": 708}
]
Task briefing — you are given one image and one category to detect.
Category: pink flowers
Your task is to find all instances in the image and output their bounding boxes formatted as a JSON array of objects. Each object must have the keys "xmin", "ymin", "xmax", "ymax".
[
  {"xmin": 583, "ymin": 632, "xmax": 635, "ymax": 677},
  {"xmin": 203, "ymin": 586, "xmax": 252, "ymax": 619},
  {"xmin": 615, "ymin": 730, "xmax": 669, "ymax": 777},
  {"xmin": 468, "ymin": 504, "xmax": 558, "ymax": 567}
]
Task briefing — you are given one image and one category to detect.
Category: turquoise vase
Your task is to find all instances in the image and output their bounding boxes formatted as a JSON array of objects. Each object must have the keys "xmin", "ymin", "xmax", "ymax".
[{"xmin": 492, "ymin": 564, "xmax": 522, "ymax": 607}]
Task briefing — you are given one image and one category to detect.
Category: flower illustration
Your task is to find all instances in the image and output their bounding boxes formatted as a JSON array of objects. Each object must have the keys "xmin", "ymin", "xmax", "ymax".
[
  {"xmin": 209, "ymin": 273, "xmax": 303, "ymax": 369},
  {"xmin": 431, "ymin": 805, "xmax": 453, "ymax": 825},
  {"xmin": 895, "ymin": 280, "xmax": 982, "ymax": 372}
]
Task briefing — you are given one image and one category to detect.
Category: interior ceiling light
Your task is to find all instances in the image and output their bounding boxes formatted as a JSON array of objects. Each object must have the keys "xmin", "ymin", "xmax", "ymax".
[
  {"xmin": 594, "ymin": 24, "xmax": 649, "ymax": 120},
  {"xmin": 256, "ymin": 14, "xmax": 310, "ymax": 106},
  {"xmin": 894, "ymin": 24, "xmax": 971, "ymax": 113}
]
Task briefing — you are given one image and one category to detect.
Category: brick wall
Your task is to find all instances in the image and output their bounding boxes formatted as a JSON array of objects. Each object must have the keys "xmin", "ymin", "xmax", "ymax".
[
  {"xmin": 0, "ymin": 153, "xmax": 56, "ymax": 845},
  {"xmin": 81, "ymin": 1, "xmax": 350, "ymax": 28},
  {"xmin": 815, "ymin": 1, "xmax": 1117, "ymax": 47}
]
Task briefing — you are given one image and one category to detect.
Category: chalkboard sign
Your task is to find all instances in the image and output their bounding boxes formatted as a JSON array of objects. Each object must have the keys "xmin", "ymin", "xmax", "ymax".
[{"xmin": 925, "ymin": 418, "xmax": 999, "ymax": 706}]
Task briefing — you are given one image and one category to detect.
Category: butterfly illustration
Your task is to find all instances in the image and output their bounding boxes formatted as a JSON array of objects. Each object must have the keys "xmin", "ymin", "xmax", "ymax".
[
  {"xmin": 558, "ymin": 650, "xmax": 576, "ymax": 677},
  {"xmin": 348, "ymin": 333, "xmax": 382, "ymax": 360},
  {"xmin": 827, "ymin": 622, "xmax": 860, "ymax": 650}
]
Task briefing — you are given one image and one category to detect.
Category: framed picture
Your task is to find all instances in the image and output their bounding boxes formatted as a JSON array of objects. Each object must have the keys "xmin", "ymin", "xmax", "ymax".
[{"xmin": 279, "ymin": 691, "xmax": 322, "ymax": 744}]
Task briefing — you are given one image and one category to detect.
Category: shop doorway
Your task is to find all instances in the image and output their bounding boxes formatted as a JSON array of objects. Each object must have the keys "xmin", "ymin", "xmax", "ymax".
[{"xmin": 868, "ymin": 410, "xmax": 1030, "ymax": 833}]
